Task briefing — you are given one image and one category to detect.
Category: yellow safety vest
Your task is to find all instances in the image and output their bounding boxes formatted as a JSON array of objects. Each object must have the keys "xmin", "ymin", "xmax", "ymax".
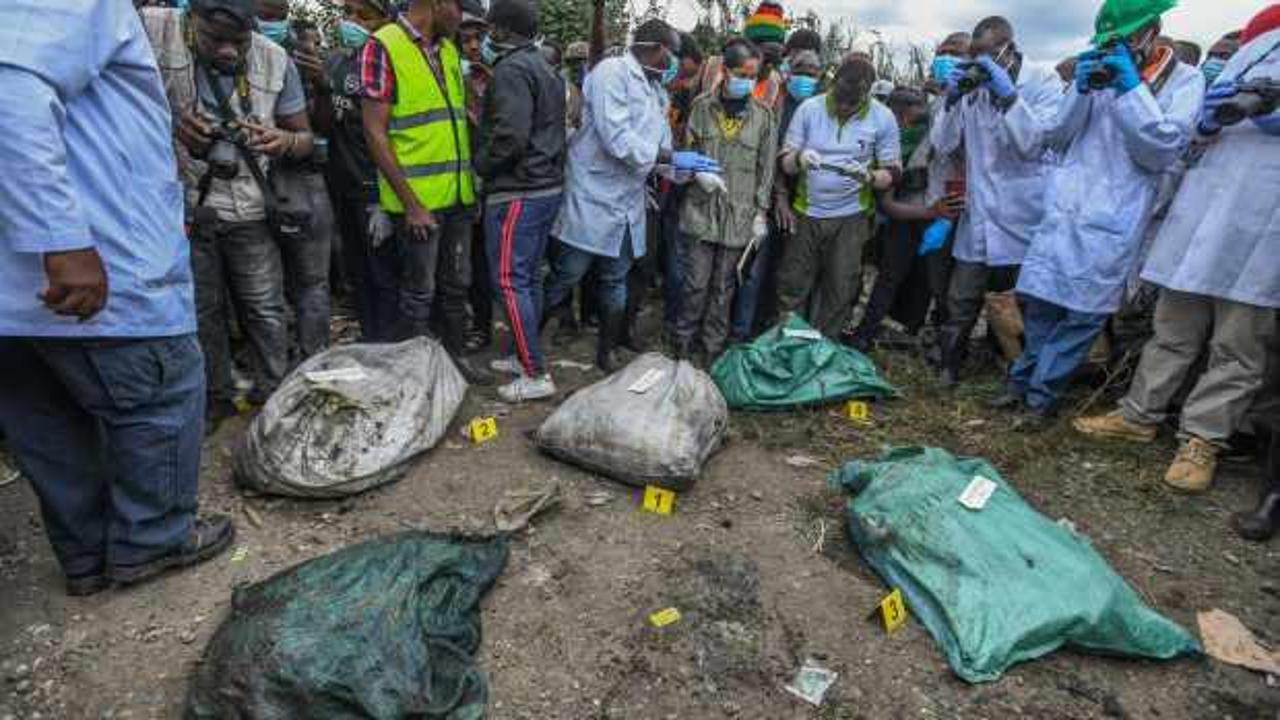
[{"xmin": 375, "ymin": 24, "xmax": 474, "ymax": 212}]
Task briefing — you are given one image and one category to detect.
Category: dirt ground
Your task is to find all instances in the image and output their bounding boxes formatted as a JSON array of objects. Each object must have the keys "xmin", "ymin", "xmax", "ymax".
[{"xmin": 2, "ymin": 314, "xmax": 1278, "ymax": 719}]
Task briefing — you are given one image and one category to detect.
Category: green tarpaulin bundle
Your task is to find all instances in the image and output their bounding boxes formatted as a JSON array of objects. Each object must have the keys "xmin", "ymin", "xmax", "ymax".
[
  {"xmin": 710, "ymin": 315, "xmax": 896, "ymax": 410},
  {"xmin": 186, "ymin": 532, "xmax": 508, "ymax": 719},
  {"xmin": 830, "ymin": 447, "xmax": 1200, "ymax": 683}
]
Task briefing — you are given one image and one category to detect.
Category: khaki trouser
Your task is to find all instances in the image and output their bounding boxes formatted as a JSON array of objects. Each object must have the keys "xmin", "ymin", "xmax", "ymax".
[
  {"xmin": 1120, "ymin": 288, "xmax": 1278, "ymax": 444},
  {"xmin": 776, "ymin": 213, "xmax": 871, "ymax": 338}
]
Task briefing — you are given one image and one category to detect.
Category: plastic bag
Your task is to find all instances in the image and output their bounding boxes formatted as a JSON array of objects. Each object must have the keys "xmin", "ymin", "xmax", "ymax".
[
  {"xmin": 185, "ymin": 531, "xmax": 507, "ymax": 719},
  {"xmin": 535, "ymin": 353, "xmax": 728, "ymax": 491},
  {"xmin": 830, "ymin": 446, "xmax": 1200, "ymax": 683},
  {"xmin": 710, "ymin": 315, "xmax": 896, "ymax": 411},
  {"xmin": 234, "ymin": 338, "xmax": 466, "ymax": 498}
]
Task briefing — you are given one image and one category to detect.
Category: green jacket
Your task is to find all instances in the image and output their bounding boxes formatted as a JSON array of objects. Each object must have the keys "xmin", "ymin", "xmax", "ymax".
[{"xmin": 679, "ymin": 93, "xmax": 778, "ymax": 249}]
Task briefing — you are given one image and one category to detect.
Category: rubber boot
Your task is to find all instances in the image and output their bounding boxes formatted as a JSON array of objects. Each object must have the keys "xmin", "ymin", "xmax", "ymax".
[
  {"xmin": 597, "ymin": 308, "xmax": 623, "ymax": 374},
  {"xmin": 1233, "ymin": 425, "xmax": 1280, "ymax": 542},
  {"xmin": 442, "ymin": 311, "xmax": 494, "ymax": 386},
  {"xmin": 619, "ymin": 293, "xmax": 647, "ymax": 353}
]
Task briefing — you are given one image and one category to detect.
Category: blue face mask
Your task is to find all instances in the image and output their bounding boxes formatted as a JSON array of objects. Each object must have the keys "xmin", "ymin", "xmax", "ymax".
[
  {"xmin": 931, "ymin": 54, "xmax": 960, "ymax": 83},
  {"xmin": 779, "ymin": 60, "xmax": 791, "ymax": 75},
  {"xmin": 1202, "ymin": 57, "xmax": 1227, "ymax": 84},
  {"xmin": 787, "ymin": 74, "xmax": 818, "ymax": 100},
  {"xmin": 660, "ymin": 53, "xmax": 679, "ymax": 86},
  {"xmin": 724, "ymin": 76, "xmax": 754, "ymax": 99},
  {"xmin": 172, "ymin": 0, "xmax": 190, "ymax": 11},
  {"xmin": 257, "ymin": 18, "xmax": 291, "ymax": 45},
  {"xmin": 338, "ymin": 19, "xmax": 370, "ymax": 49}
]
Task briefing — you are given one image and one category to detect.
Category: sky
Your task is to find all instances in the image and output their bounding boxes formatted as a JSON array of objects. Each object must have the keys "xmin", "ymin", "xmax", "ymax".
[{"xmin": 665, "ymin": 0, "xmax": 1260, "ymax": 65}]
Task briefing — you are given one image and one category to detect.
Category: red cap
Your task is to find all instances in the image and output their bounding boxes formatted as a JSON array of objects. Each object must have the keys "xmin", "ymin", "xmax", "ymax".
[{"xmin": 1242, "ymin": 4, "xmax": 1280, "ymax": 43}]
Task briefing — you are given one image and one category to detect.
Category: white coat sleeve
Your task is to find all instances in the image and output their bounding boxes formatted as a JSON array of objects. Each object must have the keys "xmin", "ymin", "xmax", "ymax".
[
  {"xmin": 1037, "ymin": 89, "xmax": 1093, "ymax": 155},
  {"xmin": 1112, "ymin": 73, "xmax": 1203, "ymax": 174},
  {"xmin": 588, "ymin": 63, "xmax": 661, "ymax": 171},
  {"xmin": 930, "ymin": 98, "xmax": 966, "ymax": 155},
  {"xmin": 1002, "ymin": 72, "xmax": 1068, "ymax": 159}
]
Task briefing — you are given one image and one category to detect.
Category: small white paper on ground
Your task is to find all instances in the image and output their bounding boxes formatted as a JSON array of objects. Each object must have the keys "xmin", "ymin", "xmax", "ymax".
[
  {"xmin": 958, "ymin": 476, "xmax": 998, "ymax": 511},
  {"xmin": 785, "ymin": 455, "xmax": 823, "ymax": 469},
  {"xmin": 628, "ymin": 368, "xmax": 665, "ymax": 394},
  {"xmin": 304, "ymin": 367, "xmax": 368, "ymax": 384},
  {"xmin": 1198, "ymin": 608, "xmax": 1280, "ymax": 675},
  {"xmin": 784, "ymin": 663, "xmax": 837, "ymax": 706}
]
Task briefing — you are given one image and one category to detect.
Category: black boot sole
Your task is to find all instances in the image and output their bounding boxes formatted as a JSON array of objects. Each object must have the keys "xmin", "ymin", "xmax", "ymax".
[{"xmin": 111, "ymin": 521, "xmax": 236, "ymax": 586}]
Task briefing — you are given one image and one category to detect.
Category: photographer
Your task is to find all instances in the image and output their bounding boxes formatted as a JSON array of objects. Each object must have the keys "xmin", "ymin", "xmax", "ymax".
[
  {"xmin": 142, "ymin": 0, "xmax": 314, "ymax": 428},
  {"xmin": 997, "ymin": 0, "xmax": 1201, "ymax": 429},
  {"xmin": 1077, "ymin": 5, "xmax": 1279, "ymax": 494},
  {"xmin": 930, "ymin": 16, "xmax": 1065, "ymax": 387}
]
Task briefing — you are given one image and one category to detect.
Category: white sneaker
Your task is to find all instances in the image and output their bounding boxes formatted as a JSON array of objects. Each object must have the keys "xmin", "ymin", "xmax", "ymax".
[
  {"xmin": 498, "ymin": 374, "xmax": 557, "ymax": 403},
  {"xmin": 490, "ymin": 355, "xmax": 522, "ymax": 374}
]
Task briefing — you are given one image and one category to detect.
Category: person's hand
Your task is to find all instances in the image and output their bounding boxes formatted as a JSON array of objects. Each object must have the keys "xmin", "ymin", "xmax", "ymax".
[
  {"xmin": 40, "ymin": 248, "xmax": 108, "ymax": 320},
  {"xmin": 1253, "ymin": 110, "xmax": 1280, "ymax": 137},
  {"xmin": 1102, "ymin": 43, "xmax": 1141, "ymax": 95},
  {"xmin": 405, "ymin": 202, "xmax": 438, "ymax": 242},
  {"xmin": 177, "ymin": 110, "xmax": 215, "ymax": 157},
  {"xmin": 694, "ymin": 172, "xmax": 727, "ymax": 194},
  {"xmin": 975, "ymin": 56, "xmax": 1016, "ymax": 99},
  {"xmin": 870, "ymin": 168, "xmax": 894, "ymax": 191},
  {"xmin": 1074, "ymin": 50, "xmax": 1103, "ymax": 94},
  {"xmin": 752, "ymin": 212, "xmax": 769, "ymax": 241},
  {"xmin": 247, "ymin": 126, "xmax": 294, "ymax": 157},
  {"xmin": 929, "ymin": 194, "xmax": 966, "ymax": 220},
  {"xmin": 293, "ymin": 49, "xmax": 330, "ymax": 93},
  {"xmin": 945, "ymin": 65, "xmax": 968, "ymax": 103},
  {"xmin": 672, "ymin": 150, "xmax": 721, "ymax": 174},
  {"xmin": 772, "ymin": 200, "xmax": 797, "ymax": 234},
  {"xmin": 366, "ymin": 204, "xmax": 395, "ymax": 247},
  {"xmin": 799, "ymin": 149, "xmax": 822, "ymax": 171},
  {"xmin": 1198, "ymin": 82, "xmax": 1239, "ymax": 135}
]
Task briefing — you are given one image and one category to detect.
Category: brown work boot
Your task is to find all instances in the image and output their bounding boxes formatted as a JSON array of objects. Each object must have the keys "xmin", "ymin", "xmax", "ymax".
[
  {"xmin": 1164, "ymin": 437, "xmax": 1219, "ymax": 493},
  {"xmin": 1073, "ymin": 410, "xmax": 1158, "ymax": 443}
]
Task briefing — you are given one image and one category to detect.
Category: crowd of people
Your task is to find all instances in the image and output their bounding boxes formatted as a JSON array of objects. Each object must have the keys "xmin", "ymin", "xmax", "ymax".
[{"xmin": 0, "ymin": 0, "xmax": 1277, "ymax": 597}]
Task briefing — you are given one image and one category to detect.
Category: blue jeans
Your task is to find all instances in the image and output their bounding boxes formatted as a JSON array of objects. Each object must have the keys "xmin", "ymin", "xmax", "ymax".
[
  {"xmin": 485, "ymin": 194, "xmax": 562, "ymax": 376},
  {"xmin": 1008, "ymin": 295, "xmax": 1109, "ymax": 410},
  {"xmin": 0, "ymin": 336, "xmax": 205, "ymax": 577},
  {"xmin": 543, "ymin": 234, "xmax": 635, "ymax": 319}
]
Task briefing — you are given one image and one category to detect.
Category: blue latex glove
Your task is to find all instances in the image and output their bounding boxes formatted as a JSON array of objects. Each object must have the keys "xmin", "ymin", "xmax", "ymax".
[
  {"xmin": 1101, "ymin": 43, "xmax": 1141, "ymax": 95},
  {"xmin": 919, "ymin": 218, "xmax": 952, "ymax": 256},
  {"xmin": 1074, "ymin": 52, "xmax": 1102, "ymax": 94},
  {"xmin": 944, "ymin": 65, "xmax": 968, "ymax": 104},
  {"xmin": 1254, "ymin": 111, "xmax": 1280, "ymax": 136},
  {"xmin": 1198, "ymin": 81, "xmax": 1239, "ymax": 135},
  {"xmin": 672, "ymin": 151, "xmax": 721, "ymax": 174},
  {"xmin": 975, "ymin": 56, "xmax": 1016, "ymax": 99}
]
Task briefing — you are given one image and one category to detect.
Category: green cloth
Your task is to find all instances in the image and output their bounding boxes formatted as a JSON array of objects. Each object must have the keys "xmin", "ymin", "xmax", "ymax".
[
  {"xmin": 710, "ymin": 315, "xmax": 896, "ymax": 410},
  {"xmin": 679, "ymin": 93, "xmax": 777, "ymax": 249},
  {"xmin": 186, "ymin": 532, "xmax": 508, "ymax": 719},
  {"xmin": 830, "ymin": 447, "xmax": 1200, "ymax": 683}
]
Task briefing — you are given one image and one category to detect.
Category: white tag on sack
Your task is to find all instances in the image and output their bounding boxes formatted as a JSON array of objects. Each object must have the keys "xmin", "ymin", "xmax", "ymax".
[
  {"xmin": 958, "ymin": 476, "xmax": 997, "ymax": 511},
  {"xmin": 304, "ymin": 367, "xmax": 368, "ymax": 384},
  {"xmin": 628, "ymin": 368, "xmax": 666, "ymax": 394},
  {"xmin": 783, "ymin": 328, "xmax": 823, "ymax": 341}
]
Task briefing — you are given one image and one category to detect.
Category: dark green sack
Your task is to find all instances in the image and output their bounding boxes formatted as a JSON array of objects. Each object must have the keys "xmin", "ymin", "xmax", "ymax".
[
  {"xmin": 830, "ymin": 447, "xmax": 1199, "ymax": 683},
  {"xmin": 710, "ymin": 315, "xmax": 896, "ymax": 410},
  {"xmin": 186, "ymin": 532, "xmax": 508, "ymax": 719}
]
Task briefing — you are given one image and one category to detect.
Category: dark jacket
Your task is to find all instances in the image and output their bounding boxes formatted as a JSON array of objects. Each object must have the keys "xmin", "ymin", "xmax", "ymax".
[{"xmin": 474, "ymin": 44, "xmax": 566, "ymax": 198}]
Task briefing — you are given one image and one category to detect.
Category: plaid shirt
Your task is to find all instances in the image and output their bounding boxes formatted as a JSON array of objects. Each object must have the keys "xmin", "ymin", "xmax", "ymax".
[{"xmin": 358, "ymin": 16, "xmax": 444, "ymax": 104}]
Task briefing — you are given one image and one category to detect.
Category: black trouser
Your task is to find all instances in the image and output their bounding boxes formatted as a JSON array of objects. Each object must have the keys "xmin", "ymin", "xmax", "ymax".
[
  {"xmin": 334, "ymin": 194, "xmax": 400, "ymax": 342},
  {"xmin": 392, "ymin": 205, "xmax": 476, "ymax": 353},
  {"xmin": 852, "ymin": 219, "xmax": 928, "ymax": 345},
  {"xmin": 469, "ymin": 215, "xmax": 493, "ymax": 342},
  {"xmin": 937, "ymin": 259, "xmax": 1020, "ymax": 372}
]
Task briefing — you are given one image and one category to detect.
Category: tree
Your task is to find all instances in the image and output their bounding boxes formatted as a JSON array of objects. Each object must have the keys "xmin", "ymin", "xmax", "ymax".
[{"xmin": 539, "ymin": 0, "xmax": 632, "ymax": 50}]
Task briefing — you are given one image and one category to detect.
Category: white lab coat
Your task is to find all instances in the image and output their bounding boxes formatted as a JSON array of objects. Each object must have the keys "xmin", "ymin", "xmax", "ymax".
[
  {"xmin": 1141, "ymin": 29, "xmax": 1280, "ymax": 309},
  {"xmin": 930, "ymin": 66, "xmax": 1065, "ymax": 266},
  {"xmin": 1012, "ymin": 61, "xmax": 1204, "ymax": 314},
  {"xmin": 554, "ymin": 53, "xmax": 671, "ymax": 259}
]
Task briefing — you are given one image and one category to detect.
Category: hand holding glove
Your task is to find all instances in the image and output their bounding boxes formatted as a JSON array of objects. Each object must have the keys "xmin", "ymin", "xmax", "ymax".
[
  {"xmin": 799, "ymin": 149, "xmax": 822, "ymax": 171},
  {"xmin": 975, "ymin": 56, "xmax": 1016, "ymax": 100},
  {"xmin": 695, "ymin": 172, "xmax": 728, "ymax": 194},
  {"xmin": 870, "ymin": 168, "xmax": 894, "ymax": 191},
  {"xmin": 751, "ymin": 212, "xmax": 769, "ymax": 241},
  {"xmin": 672, "ymin": 150, "xmax": 722, "ymax": 174},
  {"xmin": 1102, "ymin": 43, "xmax": 1141, "ymax": 95},
  {"xmin": 1198, "ymin": 82, "xmax": 1239, "ymax": 135},
  {"xmin": 918, "ymin": 218, "xmax": 952, "ymax": 256},
  {"xmin": 366, "ymin": 204, "xmax": 394, "ymax": 248}
]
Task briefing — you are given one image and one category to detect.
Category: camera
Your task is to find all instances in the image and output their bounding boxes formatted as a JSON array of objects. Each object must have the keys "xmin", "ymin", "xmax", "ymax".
[
  {"xmin": 1084, "ymin": 45, "xmax": 1118, "ymax": 91},
  {"xmin": 956, "ymin": 62, "xmax": 990, "ymax": 94},
  {"xmin": 1214, "ymin": 79, "xmax": 1280, "ymax": 127},
  {"xmin": 205, "ymin": 120, "xmax": 253, "ymax": 180}
]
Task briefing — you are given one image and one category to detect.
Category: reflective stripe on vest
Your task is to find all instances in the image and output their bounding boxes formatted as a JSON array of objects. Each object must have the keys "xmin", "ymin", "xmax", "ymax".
[{"xmin": 374, "ymin": 23, "xmax": 474, "ymax": 212}]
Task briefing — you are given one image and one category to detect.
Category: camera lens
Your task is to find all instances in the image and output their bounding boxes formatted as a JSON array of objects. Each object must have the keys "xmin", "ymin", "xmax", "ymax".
[{"xmin": 1087, "ymin": 65, "xmax": 1115, "ymax": 91}]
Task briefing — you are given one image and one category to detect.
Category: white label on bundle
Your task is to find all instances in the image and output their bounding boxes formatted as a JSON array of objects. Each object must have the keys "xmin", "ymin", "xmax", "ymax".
[
  {"xmin": 783, "ymin": 328, "xmax": 823, "ymax": 341},
  {"xmin": 628, "ymin": 368, "xmax": 666, "ymax": 394},
  {"xmin": 304, "ymin": 367, "xmax": 368, "ymax": 384},
  {"xmin": 958, "ymin": 476, "xmax": 997, "ymax": 511}
]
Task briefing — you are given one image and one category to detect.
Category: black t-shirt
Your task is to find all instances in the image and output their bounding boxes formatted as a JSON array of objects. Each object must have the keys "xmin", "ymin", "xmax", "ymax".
[{"xmin": 324, "ymin": 49, "xmax": 377, "ymax": 201}]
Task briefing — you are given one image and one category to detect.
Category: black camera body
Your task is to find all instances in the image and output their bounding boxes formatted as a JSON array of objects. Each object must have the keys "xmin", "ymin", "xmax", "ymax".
[
  {"xmin": 206, "ymin": 120, "xmax": 253, "ymax": 180},
  {"xmin": 956, "ymin": 62, "xmax": 990, "ymax": 94},
  {"xmin": 1214, "ymin": 79, "xmax": 1280, "ymax": 127},
  {"xmin": 1084, "ymin": 44, "xmax": 1120, "ymax": 91}
]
